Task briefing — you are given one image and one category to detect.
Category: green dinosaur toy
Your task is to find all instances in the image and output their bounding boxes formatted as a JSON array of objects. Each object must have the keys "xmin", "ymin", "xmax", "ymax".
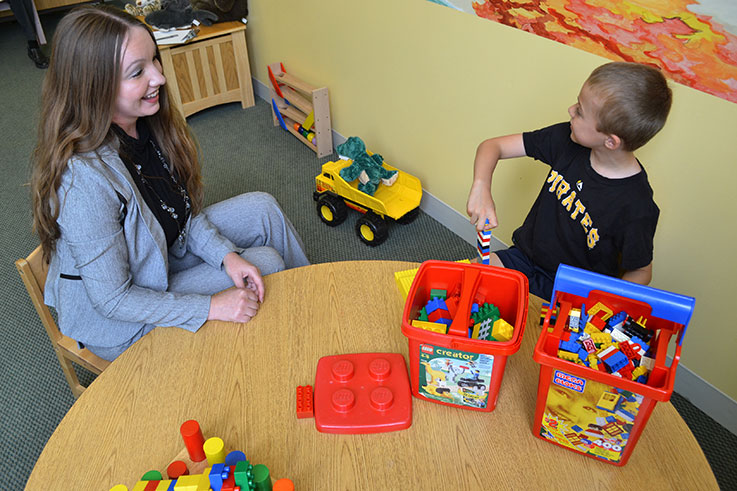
[{"xmin": 337, "ymin": 137, "xmax": 398, "ymax": 196}]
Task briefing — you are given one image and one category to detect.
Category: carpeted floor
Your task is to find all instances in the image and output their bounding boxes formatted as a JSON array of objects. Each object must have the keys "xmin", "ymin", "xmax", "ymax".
[{"xmin": 0, "ymin": 7, "xmax": 735, "ymax": 491}]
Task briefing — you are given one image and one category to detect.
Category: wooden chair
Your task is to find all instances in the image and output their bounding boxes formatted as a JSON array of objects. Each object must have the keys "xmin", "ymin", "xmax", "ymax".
[{"xmin": 15, "ymin": 245, "xmax": 110, "ymax": 398}]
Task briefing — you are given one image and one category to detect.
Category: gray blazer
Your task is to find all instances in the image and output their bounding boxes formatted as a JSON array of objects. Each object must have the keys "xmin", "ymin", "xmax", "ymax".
[{"xmin": 44, "ymin": 145, "xmax": 237, "ymax": 348}]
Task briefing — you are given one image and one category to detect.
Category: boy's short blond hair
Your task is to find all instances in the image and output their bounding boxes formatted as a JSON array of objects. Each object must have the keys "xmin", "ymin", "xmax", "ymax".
[{"xmin": 586, "ymin": 62, "xmax": 672, "ymax": 151}]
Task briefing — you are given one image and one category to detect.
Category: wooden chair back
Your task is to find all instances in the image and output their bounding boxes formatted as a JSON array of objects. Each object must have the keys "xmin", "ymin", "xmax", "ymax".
[{"xmin": 15, "ymin": 245, "xmax": 110, "ymax": 398}]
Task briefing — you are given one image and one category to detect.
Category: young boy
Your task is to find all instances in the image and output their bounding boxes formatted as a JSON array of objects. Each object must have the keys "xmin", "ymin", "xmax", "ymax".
[{"xmin": 467, "ymin": 62, "xmax": 672, "ymax": 299}]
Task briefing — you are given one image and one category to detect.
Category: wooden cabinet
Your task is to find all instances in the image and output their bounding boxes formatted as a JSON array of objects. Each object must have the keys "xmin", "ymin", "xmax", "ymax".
[{"xmin": 159, "ymin": 21, "xmax": 254, "ymax": 118}]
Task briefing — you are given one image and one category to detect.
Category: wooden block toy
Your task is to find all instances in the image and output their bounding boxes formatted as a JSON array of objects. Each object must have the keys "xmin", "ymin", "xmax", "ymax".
[{"xmin": 268, "ymin": 62, "xmax": 333, "ymax": 158}]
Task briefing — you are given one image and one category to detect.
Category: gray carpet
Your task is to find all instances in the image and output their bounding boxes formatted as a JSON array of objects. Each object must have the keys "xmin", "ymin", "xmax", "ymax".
[{"xmin": 1, "ymin": 8, "xmax": 735, "ymax": 491}]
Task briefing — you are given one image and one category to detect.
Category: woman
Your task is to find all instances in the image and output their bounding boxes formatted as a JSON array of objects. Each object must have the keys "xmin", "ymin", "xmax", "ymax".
[{"xmin": 31, "ymin": 5, "xmax": 309, "ymax": 361}]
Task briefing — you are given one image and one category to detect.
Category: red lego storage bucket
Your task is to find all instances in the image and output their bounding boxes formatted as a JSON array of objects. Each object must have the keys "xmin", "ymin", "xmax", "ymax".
[
  {"xmin": 401, "ymin": 260, "xmax": 528, "ymax": 412},
  {"xmin": 532, "ymin": 265, "xmax": 695, "ymax": 466}
]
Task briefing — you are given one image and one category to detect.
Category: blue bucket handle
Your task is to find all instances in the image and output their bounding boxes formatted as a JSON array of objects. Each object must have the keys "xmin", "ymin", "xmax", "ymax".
[{"xmin": 550, "ymin": 264, "xmax": 695, "ymax": 346}]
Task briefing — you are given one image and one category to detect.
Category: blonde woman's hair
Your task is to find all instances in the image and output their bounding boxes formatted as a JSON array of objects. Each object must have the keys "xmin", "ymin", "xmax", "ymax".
[{"xmin": 31, "ymin": 5, "xmax": 203, "ymax": 262}]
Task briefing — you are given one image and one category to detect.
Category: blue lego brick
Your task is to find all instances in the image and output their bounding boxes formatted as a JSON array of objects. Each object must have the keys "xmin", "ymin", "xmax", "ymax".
[
  {"xmin": 209, "ymin": 463, "xmax": 226, "ymax": 491},
  {"xmin": 578, "ymin": 349, "xmax": 589, "ymax": 362},
  {"xmin": 425, "ymin": 298, "xmax": 448, "ymax": 315},
  {"xmin": 559, "ymin": 339, "xmax": 580, "ymax": 353},
  {"xmin": 602, "ymin": 350, "xmax": 629, "ymax": 372},
  {"xmin": 572, "ymin": 425, "xmax": 582, "ymax": 432}
]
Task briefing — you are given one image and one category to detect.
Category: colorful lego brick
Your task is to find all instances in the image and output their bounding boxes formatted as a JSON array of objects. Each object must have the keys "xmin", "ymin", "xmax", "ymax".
[
  {"xmin": 597, "ymin": 346, "xmax": 629, "ymax": 373},
  {"xmin": 609, "ymin": 328, "xmax": 630, "ymax": 343},
  {"xmin": 585, "ymin": 313, "xmax": 607, "ymax": 331},
  {"xmin": 296, "ymin": 385, "xmax": 314, "ymax": 419},
  {"xmin": 180, "ymin": 420, "xmax": 207, "ymax": 463},
  {"xmin": 234, "ymin": 460, "xmax": 254, "ymax": 489},
  {"xmin": 568, "ymin": 308, "xmax": 581, "ymax": 332},
  {"xmin": 430, "ymin": 289, "xmax": 446, "ymax": 299},
  {"xmin": 424, "ymin": 297, "xmax": 447, "ymax": 315},
  {"xmin": 427, "ymin": 309, "xmax": 452, "ymax": 325},
  {"xmin": 587, "ymin": 302, "xmax": 613, "ymax": 321},
  {"xmin": 209, "ymin": 463, "xmax": 226, "ymax": 491},
  {"xmin": 557, "ymin": 350, "xmax": 579, "ymax": 363},
  {"xmin": 470, "ymin": 302, "xmax": 500, "ymax": 325},
  {"xmin": 581, "ymin": 337, "xmax": 596, "ymax": 354},
  {"xmin": 470, "ymin": 317, "xmax": 494, "ymax": 340},
  {"xmin": 394, "ymin": 267, "xmax": 418, "ymax": 300},
  {"xmin": 203, "ymin": 437, "xmax": 226, "ymax": 466},
  {"xmin": 411, "ymin": 319, "xmax": 448, "ymax": 334},
  {"xmin": 491, "ymin": 317, "xmax": 514, "ymax": 342},
  {"xmin": 477, "ymin": 228, "xmax": 492, "ymax": 264},
  {"xmin": 313, "ymin": 353, "xmax": 412, "ymax": 434}
]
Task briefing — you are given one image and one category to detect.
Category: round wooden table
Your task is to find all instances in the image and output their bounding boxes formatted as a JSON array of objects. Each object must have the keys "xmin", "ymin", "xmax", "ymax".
[{"xmin": 26, "ymin": 261, "xmax": 717, "ymax": 490}]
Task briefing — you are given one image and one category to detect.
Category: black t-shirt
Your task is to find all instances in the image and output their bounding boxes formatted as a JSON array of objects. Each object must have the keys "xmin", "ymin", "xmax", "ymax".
[
  {"xmin": 113, "ymin": 120, "xmax": 189, "ymax": 248},
  {"xmin": 515, "ymin": 122, "xmax": 659, "ymax": 278}
]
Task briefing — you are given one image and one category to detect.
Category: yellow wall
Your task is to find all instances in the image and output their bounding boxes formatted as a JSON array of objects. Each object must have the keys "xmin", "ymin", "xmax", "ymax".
[{"xmin": 246, "ymin": 0, "xmax": 737, "ymax": 400}]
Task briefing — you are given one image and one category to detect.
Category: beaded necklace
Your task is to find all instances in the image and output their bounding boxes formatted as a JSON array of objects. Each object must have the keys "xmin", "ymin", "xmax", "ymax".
[{"xmin": 129, "ymin": 140, "xmax": 191, "ymax": 245}]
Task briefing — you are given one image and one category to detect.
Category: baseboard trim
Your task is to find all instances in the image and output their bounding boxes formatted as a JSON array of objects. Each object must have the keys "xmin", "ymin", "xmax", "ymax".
[
  {"xmin": 671, "ymin": 357, "xmax": 737, "ymax": 435},
  {"xmin": 253, "ymin": 76, "xmax": 736, "ymax": 435}
]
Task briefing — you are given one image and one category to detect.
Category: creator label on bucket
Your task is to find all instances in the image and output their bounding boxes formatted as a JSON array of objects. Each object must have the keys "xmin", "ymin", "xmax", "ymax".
[{"xmin": 418, "ymin": 344, "xmax": 493, "ymax": 408}]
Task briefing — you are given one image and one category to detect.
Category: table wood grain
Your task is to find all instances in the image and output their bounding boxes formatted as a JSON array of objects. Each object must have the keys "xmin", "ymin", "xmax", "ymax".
[{"xmin": 25, "ymin": 261, "xmax": 717, "ymax": 490}]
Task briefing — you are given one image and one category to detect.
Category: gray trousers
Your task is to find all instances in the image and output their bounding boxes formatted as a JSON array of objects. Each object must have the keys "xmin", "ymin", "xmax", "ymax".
[{"xmin": 86, "ymin": 192, "xmax": 309, "ymax": 360}]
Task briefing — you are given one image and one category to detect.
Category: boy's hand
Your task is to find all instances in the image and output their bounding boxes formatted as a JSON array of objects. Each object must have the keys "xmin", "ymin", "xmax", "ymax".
[{"xmin": 467, "ymin": 181, "xmax": 498, "ymax": 231}]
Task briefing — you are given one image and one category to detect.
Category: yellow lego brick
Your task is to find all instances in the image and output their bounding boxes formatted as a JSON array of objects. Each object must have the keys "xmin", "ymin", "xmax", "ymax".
[
  {"xmin": 587, "ymin": 301, "xmax": 613, "ymax": 320},
  {"xmin": 412, "ymin": 319, "xmax": 448, "ymax": 334},
  {"xmin": 590, "ymin": 331, "xmax": 612, "ymax": 345},
  {"xmin": 557, "ymin": 350, "xmax": 579, "ymax": 362},
  {"xmin": 394, "ymin": 267, "xmax": 419, "ymax": 300},
  {"xmin": 632, "ymin": 366, "xmax": 648, "ymax": 379},
  {"xmin": 583, "ymin": 324, "xmax": 599, "ymax": 335},
  {"xmin": 491, "ymin": 318, "xmax": 514, "ymax": 342},
  {"xmin": 395, "ymin": 260, "xmax": 471, "ymax": 301}
]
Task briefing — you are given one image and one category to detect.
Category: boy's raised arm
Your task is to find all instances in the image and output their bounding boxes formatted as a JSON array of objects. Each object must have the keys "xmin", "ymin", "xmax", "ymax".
[{"xmin": 467, "ymin": 134, "xmax": 527, "ymax": 231}]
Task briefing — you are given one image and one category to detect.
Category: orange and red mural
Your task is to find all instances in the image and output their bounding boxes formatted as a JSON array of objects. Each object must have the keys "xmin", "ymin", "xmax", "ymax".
[{"xmin": 430, "ymin": 0, "xmax": 737, "ymax": 103}]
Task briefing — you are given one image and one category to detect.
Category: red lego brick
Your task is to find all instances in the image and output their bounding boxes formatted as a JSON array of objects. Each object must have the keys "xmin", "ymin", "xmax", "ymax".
[
  {"xmin": 296, "ymin": 385, "xmax": 314, "ymax": 419},
  {"xmin": 313, "ymin": 353, "xmax": 412, "ymax": 434}
]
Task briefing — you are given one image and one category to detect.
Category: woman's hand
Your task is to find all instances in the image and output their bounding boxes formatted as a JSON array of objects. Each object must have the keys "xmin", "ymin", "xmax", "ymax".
[
  {"xmin": 208, "ymin": 287, "xmax": 260, "ymax": 323},
  {"xmin": 222, "ymin": 252, "xmax": 264, "ymax": 302}
]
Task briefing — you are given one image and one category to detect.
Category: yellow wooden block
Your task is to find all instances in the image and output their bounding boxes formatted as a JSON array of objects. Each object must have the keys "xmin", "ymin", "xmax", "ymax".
[
  {"xmin": 173, "ymin": 472, "xmax": 210, "ymax": 491},
  {"xmin": 412, "ymin": 319, "xmax": 447, "ymax": 334},
  {"xmin": 203, "ymin": 437, "xmax": 225, "ymax": 465},
  {"xmin": 109, "ymin": 485, "xmax": 129, "ymax": 491},
  {"xmin": 491, "ymin": 318, "xmax": 514, "ymax": 342},
  {"xmin": 156, "ymin": 481, "xmax": 173, "ymax": 490},
  {"xmin": 303, "ymin": 110, "xmax": 315, "ymax": 130},
  {"xmin": 131, "ymin": 482, "xmax": 148, "ymax": 491}
]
